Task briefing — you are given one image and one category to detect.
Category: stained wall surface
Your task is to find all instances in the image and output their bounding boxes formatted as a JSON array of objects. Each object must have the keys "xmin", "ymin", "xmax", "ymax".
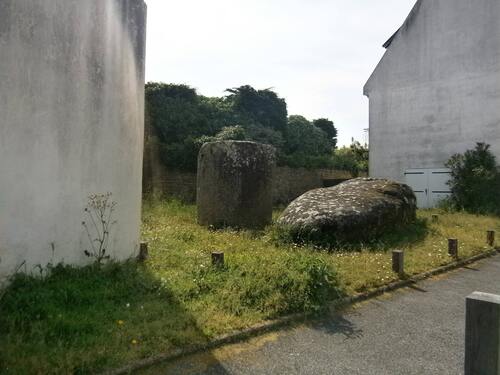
[
  {"xmin": 0, "ymin": 0, "xmax": 147, "ymax": 280},
  {"xmin": 364, "ymin": 0, "xmax": 500, "ymax": 181}
]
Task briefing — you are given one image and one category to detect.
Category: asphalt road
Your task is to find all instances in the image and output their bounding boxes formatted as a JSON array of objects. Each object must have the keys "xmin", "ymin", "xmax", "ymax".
[{"xmin": 140, "ymin": 255, "xmax": 500, "ymax": 375}]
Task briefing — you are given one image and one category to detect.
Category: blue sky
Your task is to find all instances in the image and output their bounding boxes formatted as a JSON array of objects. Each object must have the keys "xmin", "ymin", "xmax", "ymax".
[{"xmin": 145, "ymin": 0, "xmax": 416, "ymax": 146}]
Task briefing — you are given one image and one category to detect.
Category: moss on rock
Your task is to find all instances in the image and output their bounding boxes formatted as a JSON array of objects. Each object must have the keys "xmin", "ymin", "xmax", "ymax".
[{"xmin": 277, "ymin": 178, "xmax": 417, "ymax": 247}]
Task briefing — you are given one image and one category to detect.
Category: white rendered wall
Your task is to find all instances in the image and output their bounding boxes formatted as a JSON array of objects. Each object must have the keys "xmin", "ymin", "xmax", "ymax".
[
  {"xmin": 0, "ymin": 0, "xmax": 147, "ymax": 281},
  {"xmin": 364, "ymin": 0, "xmax": 500, "ymax": 182}
]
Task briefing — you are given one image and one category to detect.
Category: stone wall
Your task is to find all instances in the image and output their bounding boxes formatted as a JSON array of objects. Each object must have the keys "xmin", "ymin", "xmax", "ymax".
[
  {"xmin": 143, "ymin": 155, "xmax": 360, "ymax": 205},
  {"xmin": 143, "ymin": 137, "xmax": 197, "ymax": 202},
  {"xmin": 272, "ymin": 167, "xmax": 357, "ymax": 205}
]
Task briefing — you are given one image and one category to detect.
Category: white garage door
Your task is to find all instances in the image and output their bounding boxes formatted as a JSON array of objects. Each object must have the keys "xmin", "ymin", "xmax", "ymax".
[{"xmin": 404, "ymin": 168, "xmax": 451, "ymax": 208}]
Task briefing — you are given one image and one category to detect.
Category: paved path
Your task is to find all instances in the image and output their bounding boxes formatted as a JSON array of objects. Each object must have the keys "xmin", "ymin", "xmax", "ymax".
[{"xmin": 140, "ymin": 255, "xmax": 500, "ymax": 375}]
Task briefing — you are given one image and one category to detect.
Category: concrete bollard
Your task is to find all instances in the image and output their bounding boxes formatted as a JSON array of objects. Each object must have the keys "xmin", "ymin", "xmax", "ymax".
[
  {"xmin": 392, "ymin": 250, "xmax": 404, "ymax": 277},
  {"xmin": 487, "ymin": 230, "xmax": 496, "ymax": 247},
  {"xmin": 211, "ymin": 252, "xmax": 225, "ymax": 268},
  {"xmin": 138, "ymin": 242, "xmax": 149, "ymax": 262},
  {"xmin": 448, "ymin": 238, "xmax": 458, "ymax": 259},
  {"xmin": 465, "ymin": 292, "xmax": 500, "ymax": 375}
]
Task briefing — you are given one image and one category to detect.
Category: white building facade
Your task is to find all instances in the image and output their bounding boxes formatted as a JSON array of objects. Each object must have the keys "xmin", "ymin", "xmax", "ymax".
[
  {"xmin": 0, "ymin": 0, "xmax": 147, "ymax": 281},
  {"xmin": 364, "ymin": 0, "xmax": 500, "ymax": 207}
]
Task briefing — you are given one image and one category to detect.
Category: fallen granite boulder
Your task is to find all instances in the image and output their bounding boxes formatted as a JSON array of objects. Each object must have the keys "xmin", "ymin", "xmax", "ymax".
[{"xmin": 277, "ymin": 178, "xmax": 417, "ymax": 245}]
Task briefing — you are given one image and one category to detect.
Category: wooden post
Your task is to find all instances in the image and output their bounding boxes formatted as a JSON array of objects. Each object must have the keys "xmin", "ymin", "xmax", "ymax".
[
  {"xmin": 431, "ymin": 214, "xmax": 439, "ymax": 223},
  {"xmin": 138, "ymin": 242, "xmax": 149, "ymax": 262},
  {"xmin": 487, "ymin": 230, "xmax": 496, "ymax": 247},
  {"xmin": 465, "ymin": 292, "xmax": 500, "ymax": 375},
  {"xmin": 211, "ymin": 252, "xmax": 225, "ymax": 268},
  {"xmin": 448, "ymin": 238, "xmax": 458, "ymax": 259},
  {"xmin": 392, "ymin": 250, "xmax": 404, "ymax": 277}
]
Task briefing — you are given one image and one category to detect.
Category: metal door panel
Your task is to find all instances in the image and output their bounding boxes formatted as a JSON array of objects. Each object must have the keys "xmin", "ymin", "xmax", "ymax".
[
  {"xmin": 404, "ymin": 169, "xmax": 429, "ymax": 208},
  {"xmin": 429, "ymin": 169, "xmax": 451, "ymax": 207}
]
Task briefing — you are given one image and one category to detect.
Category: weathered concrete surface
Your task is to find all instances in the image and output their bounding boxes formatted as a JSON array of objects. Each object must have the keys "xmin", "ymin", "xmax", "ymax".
[
  {"xmin": 141, "ymin": 255, "xmax": 500, "ymax": 375},
  {"xmin": 0, "ymin": 0, "xmax": 147, "ymax": 281},
  {"xmin": 278, "ymin": 178, "xmax": 416, "ymax": 244},
  {"xmin": 365, "ymin": 0, "xmax": 500, "ymax": 181},
  {"xmin": 464, "ymin": 292, "xmax": 500, "ymax": 375},
  {"xmin": 197, "ymin": 141, "xmax": 275, "ymax": 229}
]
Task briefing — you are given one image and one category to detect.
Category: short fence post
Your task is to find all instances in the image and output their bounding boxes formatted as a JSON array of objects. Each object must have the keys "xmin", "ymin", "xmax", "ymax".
[
  {"xmin": 448, "ymin": 238, "xmax": 458, "ymax": 259},
  {"xmin": 392, "ymin": 250, "xmax": 404, "ymax": 277},
  {"xmin": 464, "ymin": 292, "xmax": 500, "ymax": 375},
  {"xmin": 487, "ymin": 230, "xmax": 496, "ymax": 247},
  {"xmin": 138, "ymin": 242, "xmax": 149, "ymax": 262},
  {"xmin": 211, "ymin": 251, "xmax": 225, "ymax": 268}
]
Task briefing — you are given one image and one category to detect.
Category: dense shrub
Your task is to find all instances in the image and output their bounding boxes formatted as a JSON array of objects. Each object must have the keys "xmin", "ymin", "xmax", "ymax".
[
  {"xmin": 145, "ymin": 83, "xmax": 340, "ymax": 171},
  {"xmin": 145, "ymin": 83, "xmax": 233, "ymax": 171},
  {"xmin": 331, "ymin": 141, "xmax": 369, "ymax": 176},
  {"xmin": 313, "ymin": 118, "xmax": 338, "ymax": 150},
  {"xmin": 225, "ymin": 85, "xmax": 288, "ymax": 134},
  {"xmin": 191, "ymin": 254, "xmax": 343, "ymax": 315},
  {"xmin": 158, "ymin": 138, "xmax": 201, "ymax": 171},
  {"xmin": 445, "ymin": 143, "xmax": 500, "ymax": 215},
  {"xmin": 283, "ymin": 116, "xmax": 332, "ymax": 156},
  {"xmin": 197, "ymin": 125, "xmax": 248, "ymax": 145}
]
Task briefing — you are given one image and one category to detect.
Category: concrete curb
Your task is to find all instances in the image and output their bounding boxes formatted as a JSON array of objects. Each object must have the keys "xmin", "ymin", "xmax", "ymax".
[
  {"xmin": 103, "ymin": 248, "xmax": 499, "ymax": 375},
  {"xmin": 102, "ymin": 312, "xmax": 308, "ymax": 375}
]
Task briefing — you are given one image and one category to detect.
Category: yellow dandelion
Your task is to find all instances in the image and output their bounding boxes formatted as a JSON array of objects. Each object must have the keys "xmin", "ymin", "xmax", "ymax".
[
  {"xmin": 117, "ymin": 320, "xmax": 124, "ymax": 326},
  {"xmin": 131, "ymin": 339, "xmax": 138, "ymax": 345}
]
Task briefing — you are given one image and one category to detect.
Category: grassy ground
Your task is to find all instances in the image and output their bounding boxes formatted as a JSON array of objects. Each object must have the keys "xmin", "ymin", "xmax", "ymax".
[{"xmin": 1, "ymin": 200, "xmax": 499, "ymax": 374}]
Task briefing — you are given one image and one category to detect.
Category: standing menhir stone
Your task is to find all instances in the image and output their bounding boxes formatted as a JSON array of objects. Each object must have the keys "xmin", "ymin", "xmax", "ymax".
[{"xmin": 197, "ymin": 141, "xmax": 275, "ymax": 229}]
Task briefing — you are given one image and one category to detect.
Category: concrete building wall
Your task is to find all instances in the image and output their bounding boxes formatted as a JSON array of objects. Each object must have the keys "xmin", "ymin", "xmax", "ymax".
[
  {"xmin": 364, "ymin": 0, "xmax": 500, "ymax": 182},
  {"xmin": 0, "ymin": 0, "xmax": 147, "ymax": 281}
]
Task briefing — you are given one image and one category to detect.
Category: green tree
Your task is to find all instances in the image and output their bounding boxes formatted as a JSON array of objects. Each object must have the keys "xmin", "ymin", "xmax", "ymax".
[
  {"xmin": 331, "ymin": 140, "xmax": 369, "ymax": 176},
  {"xmin": 197, "ymin": 125, "xmax": 248, "ymax": 144},
  {"xmin": 313, "ymin": 118, "xmax": 338, "ymax": 150},
  {"xmin": 145, "ymin": 82, "xmax": 346, "ymax": 172},
  {"xmin": 225, "ymin": 85, "xmax": 288, "ymax": 134},
  {"xmin": 245, "ymin": 125, "xmax": 285, "ymax": 149},
  {"xmin": 284, "ymin": 115, "xmax": 331, "ymax": 155},
  {"xmin": 445, "ymin": 143, "xmax": 500, "ymax": 215},
  {"xmin": 145, "ymin": 83, "xmax": 232, "ymax": 171},
  {"xmin": 145, "ymin": 83, "xmax": 202, "ymax": 144},
  {"xmin": 279, "ymin": 115, "xmax": 334, "ymax": 168}
]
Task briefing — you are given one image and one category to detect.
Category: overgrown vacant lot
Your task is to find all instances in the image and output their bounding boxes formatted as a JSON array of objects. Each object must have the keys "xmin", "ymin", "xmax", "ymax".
[{"xmin": 1, "ymin": 200, "xmax": 499, "ymax": 374}]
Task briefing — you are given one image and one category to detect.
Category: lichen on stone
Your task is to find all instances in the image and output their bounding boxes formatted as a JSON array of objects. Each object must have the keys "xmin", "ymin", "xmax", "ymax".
[{"xmin": 277, "ymin": 178, "xmax": 417, "ymax": 245}]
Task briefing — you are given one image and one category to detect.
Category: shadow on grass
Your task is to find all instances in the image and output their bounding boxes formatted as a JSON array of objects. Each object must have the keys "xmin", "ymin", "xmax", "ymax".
[
  {"xmin": 358, "ymin": 217, "xmax": 431, "ymax": 252},
  {"xmin": 273, "ymin": 217, "xmax": 431, "ymax": 253},
  {"xmin": 0, "ymin": 261, "xmax": 228, "ymax": 375}
]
